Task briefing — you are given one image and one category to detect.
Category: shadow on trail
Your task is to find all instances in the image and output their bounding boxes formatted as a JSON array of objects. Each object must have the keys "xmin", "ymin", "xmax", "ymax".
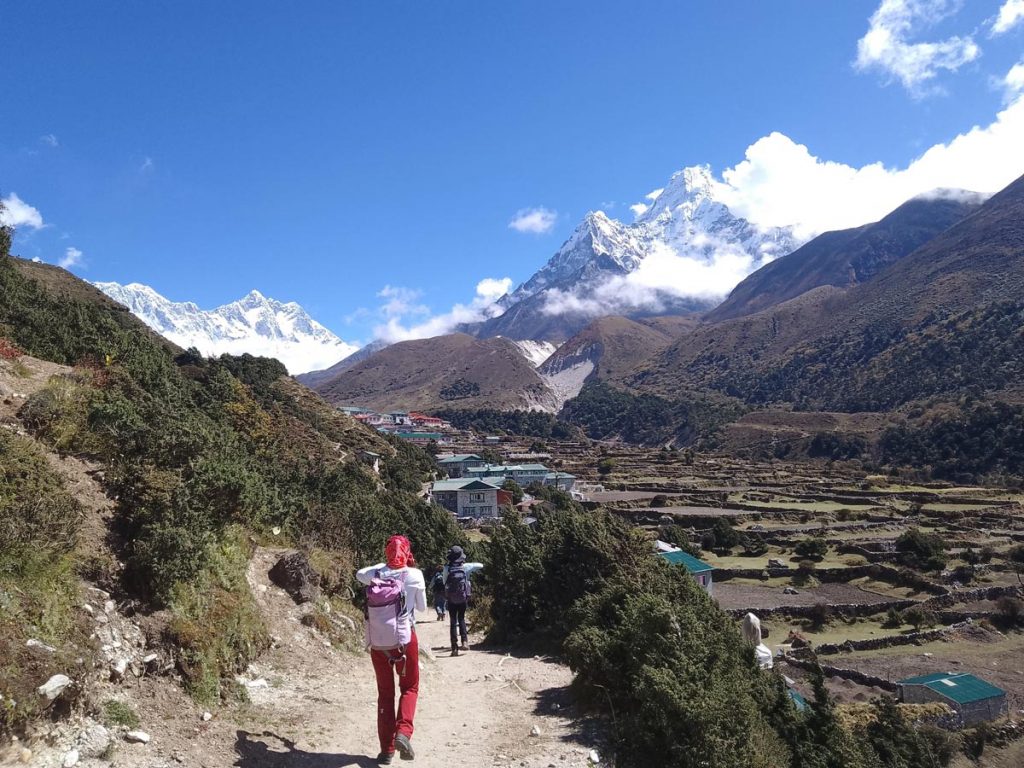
[
  {"xmin": 532, "ymin": 685, "xmax": 606, "ymax": 749},
  {"xmin": 234, "ymin": 731, "xmax": 377, "ymax": 768}
]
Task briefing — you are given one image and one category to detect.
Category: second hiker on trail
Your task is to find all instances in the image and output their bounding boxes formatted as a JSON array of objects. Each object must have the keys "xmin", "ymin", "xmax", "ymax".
[
  {"xmin": 356, "ymin": 535, "xmax": 427, "ymax": 765},
  {"xmin": 442, "ymin": 545, "xmax": 483, "ymax": 657}
]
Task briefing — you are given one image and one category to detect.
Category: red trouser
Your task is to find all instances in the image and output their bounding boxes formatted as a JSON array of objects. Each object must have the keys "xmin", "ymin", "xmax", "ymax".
[{"xmin": 370, "ymin": 629, "xmax": 419, "ymax": 755}]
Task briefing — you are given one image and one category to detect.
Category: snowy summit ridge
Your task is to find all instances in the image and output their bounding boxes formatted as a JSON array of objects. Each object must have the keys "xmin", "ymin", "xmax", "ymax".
[
  {"xmin": 480, "ymin": 164, "xmax": 803, "ymax": 342},
  {"xmin": 95, "ymin": 281, "xmax": 358, "ymax": 374}
]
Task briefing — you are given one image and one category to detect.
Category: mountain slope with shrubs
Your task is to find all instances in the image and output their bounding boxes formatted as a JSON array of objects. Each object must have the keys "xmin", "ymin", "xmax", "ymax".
[{"xmin": 0, "ymin": 227, "xmax": 462, "ymax": 733}]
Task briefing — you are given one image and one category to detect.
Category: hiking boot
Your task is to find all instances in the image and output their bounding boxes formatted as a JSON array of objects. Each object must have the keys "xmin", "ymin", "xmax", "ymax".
[
  {"xmin": 451, "ymin": 647, "xmax": 459, "ymax": 657},
  {"xmin": 395, "ymin": 733, "xmax": 415, "ymax": 760},
  {"xmin": 460, "ymin": 642, "xmax": 469, "ymax": 651},
  {"xmin": 376, "ymin": 752, "xmax": 394, "ymax": 765}
]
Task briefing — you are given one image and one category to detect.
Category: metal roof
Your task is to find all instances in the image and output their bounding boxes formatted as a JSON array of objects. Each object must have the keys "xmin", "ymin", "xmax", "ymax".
[
  {"xmin": 899, "ymin": 673, "xmax": 1006, "ymax": 704},
  {"xmin": 438, "ymin": 454, "xmax": 482, "ymax": 463},
  {"xmin": 659, "ymin": 550, "xmax": 715, "ymax": 574},
  {"xmin": 431, "ymin": 479, "xmax": 503, "ymax": 492}
]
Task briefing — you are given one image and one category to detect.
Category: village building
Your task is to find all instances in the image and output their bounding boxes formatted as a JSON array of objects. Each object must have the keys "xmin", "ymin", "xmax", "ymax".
[
  {"xmin": 389, "ymin": 412, "xmax": 413, "ymax": 426},
  {"xmin": 465, "ymin": 463, "xmax": 550, "ymax": 486},
  {"xmin": 393, "ymin": 431, "xmax": 447, "ymax": 446},
  {"xmin": 429, "ymin": 478, "xmax": 512, "ymax": 519},
  {"xmin": 897, "ymin": 673, "xmax": 1008, "ymax": 726},
  {"xmin": 358, "ymin": 450, "xmax": 381, "ymax": 474},
  {"xmin": 545, "ymin": 471, "xmax": 576, "ymax": 491},
  {"xmin": 437, "ymin": 454, "xmax": 485, "ymax": 478},
  {"xmin": 658, "ymin": 548, "xmax": 715, "ymax": 596}
]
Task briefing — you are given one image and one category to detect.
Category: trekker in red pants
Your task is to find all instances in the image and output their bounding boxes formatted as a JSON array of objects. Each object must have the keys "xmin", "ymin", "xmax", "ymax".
[{"xmin": 357, "ymin": 535, "xmax": 427, "ymax": 764}]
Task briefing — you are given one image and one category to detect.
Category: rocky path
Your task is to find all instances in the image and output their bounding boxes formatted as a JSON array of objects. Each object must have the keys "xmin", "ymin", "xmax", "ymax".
[
  {"xmin": 233, "ymin": 549, "xmax": 601, "ymax": 768},
  {"xmin": 13, "ymin": 549, "xmax": 603, "ymax": 768}
]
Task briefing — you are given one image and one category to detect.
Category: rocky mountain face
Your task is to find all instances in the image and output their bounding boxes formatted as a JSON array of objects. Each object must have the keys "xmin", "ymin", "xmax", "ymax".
[
  {"xmin": 94, "ymin": 282, "xmax": 358, "ymax": 374},
  {"xmin": 312, "ymin": 333, "xmax": 559, "ymax": 412},
  {"xmin": 477, "ymin": 166, "xmax": 802, "ymax": 343},
  {"xmin": 706, "ymin": 192, "xmax": 985, "ymax": 322},
  {"xmin": 539, "ymin": 315, "xmax": 697, "ymax": 407}
]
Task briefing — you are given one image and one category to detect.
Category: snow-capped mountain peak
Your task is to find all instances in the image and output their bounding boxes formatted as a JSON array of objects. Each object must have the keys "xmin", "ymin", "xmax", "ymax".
[
  {"xmin": 477, "ymin": 162, "xmax": 804, "ymax": 342},
  {"xmin": 95, "ymin": 281, "xmax": 358, "ymax": 374}
]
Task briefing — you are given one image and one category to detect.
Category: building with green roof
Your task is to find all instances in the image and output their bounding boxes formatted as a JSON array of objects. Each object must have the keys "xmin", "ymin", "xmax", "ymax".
[
  {"xmin": 898, "ymin": 672, "xmax": 1007, "ymax": 726},
  {"xmin": 658, "ymin": 549, "xmax": 715, "ymax": 595}
]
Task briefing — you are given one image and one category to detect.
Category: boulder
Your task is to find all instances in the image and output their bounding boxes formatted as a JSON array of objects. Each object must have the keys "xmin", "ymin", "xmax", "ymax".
[
  {"xmin": 768, "ymin": 559, "xmax": 787, "ymax": 569},
  {"xmin": 125, "ymin": 730, "xmax": 151, "ymax": 744},
  {"xmin": 77, "ymin": 725, "xmax": 112, "ymax": 759},
  {"xmin": 38, "ymin": 674, "xmax": 72, "ymax": 701},
  {"xmin": 268, "ymin": 552, "xmax": 321, "ymax": 604}
]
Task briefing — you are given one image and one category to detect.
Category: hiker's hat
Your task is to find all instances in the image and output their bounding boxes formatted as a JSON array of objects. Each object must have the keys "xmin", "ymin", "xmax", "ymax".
[{"xmin": 447, "ymin": 545, "xmax": 465, "ymax": 563}]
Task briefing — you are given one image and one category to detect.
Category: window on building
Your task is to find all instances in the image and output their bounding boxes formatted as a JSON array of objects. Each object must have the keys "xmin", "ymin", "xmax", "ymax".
[
  {"xmin": 479, "ymin": 506, "xmax": 493, "ymax": 515},
  {"xmin": 470, "ymin": 493, "xmax": 485, "ymax": 502},
  {"xmin": 461, "ymin": 507, "xmax": 476, "ymax": 516}
]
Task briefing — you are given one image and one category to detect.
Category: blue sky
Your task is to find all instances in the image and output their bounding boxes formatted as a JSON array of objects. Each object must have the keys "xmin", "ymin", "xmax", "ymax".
[{"xmin": 2, "ymin": 1, "xmax": 1023, "ymax": 345}]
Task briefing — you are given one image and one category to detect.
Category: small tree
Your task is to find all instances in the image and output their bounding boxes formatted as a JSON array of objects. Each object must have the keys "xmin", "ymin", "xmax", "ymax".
[
  {"xmin": 895, "ymin": 528, "xmax": 947, "ymax": 571},
  {"xmin": 994, "ymin": 596, "xmax": 1024, "ymax": 629},
  {"xmin": 794, "ymin": 538, "xmax": 828, "ymax": 561},
  {"xmin": 596, "ymin": 457, "xmax": 616, "ymax": 476},
  {"xmin": 807, "ymin": 602, "xmax": 831, "ymax": 630},
  {"xmin": 901, "ymin": 606, "xmax": 936, "ymax": 632},
  {"xmin": 882, "ymin": 607, "xmax": 903, "ymax": 628},
  {"xmin": 501, "ymin": 478, "xmax": 524, "ymax": 505},
  {"xmin": 1009, "ymin": 544, "xmax": 1024, "ymax": 587}
]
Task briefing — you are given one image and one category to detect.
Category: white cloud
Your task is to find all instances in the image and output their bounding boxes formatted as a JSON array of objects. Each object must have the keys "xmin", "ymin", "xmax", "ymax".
[
  {"xmin": 715, "ymin": 89, "xmax": 1024, "ymax": 237},
  {"xmin": 374, "ymin": 277, "xmax": 513, "ymax": 343},
  {"xmin": 1004, "ymin": 60, "xmax": 1024, "ymax": 99},
  {"xmin": 376, "ymin": 285, "xmax": 429, "ymax": 318},
  {"xmin": 509, "ymin": 207, "xmax": 557, "ymax": 234},
  {"xmin": 540, "ymin": 239, "xmax": 754, "ymax": 319},
  {"xmin": 58, "ymin": 247, "xmax": 83, "ymax": 269},
  {"xmin": 855, "ymin": 0, "xmax": 980, "ymax": 94},
  {"xmin": 39, "ymin": 134, "xmax": 59, "ymax": 147},
  {"xmin": 993, "ymin": 0, "xmax": 1024, "ymax": 34},
  {"xmin": 0, "ymin": 193, "xmax": 45, "ymax": 230},
  {"xmin": 629, "ymin": 203, "xmax": 649, "ymax": 218},
  {"xmin": 645, "ymin": 188, "xmax": 664, "ymax": 201},
  {"xmin": 139, "ymin": 157, "xmax": 154, "ymax": 173}
]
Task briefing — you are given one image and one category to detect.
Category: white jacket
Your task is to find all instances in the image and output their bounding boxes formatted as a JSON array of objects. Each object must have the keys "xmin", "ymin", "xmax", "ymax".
[{"xmin": 356, "ymin": 563, "xmax": 428, "ymax": 623}]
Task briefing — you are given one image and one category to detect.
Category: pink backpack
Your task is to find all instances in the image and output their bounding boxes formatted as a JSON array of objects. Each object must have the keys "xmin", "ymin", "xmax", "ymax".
[{"xmin": 365, "ymin": 570, "xmax": 411, "ymax": 651}]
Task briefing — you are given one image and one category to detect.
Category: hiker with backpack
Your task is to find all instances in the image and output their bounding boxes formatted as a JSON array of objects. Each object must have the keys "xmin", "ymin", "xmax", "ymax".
[
  {"xmin": 430, "ymin": 565, "xmax": 446, "ymax": 621},
  {"xmin": 356, "ymin": 535, "xmax": 427, "ymax": 764},
  {"xmin": 442, "ymin": 545, "xmax": 483, "ymax": 657}
]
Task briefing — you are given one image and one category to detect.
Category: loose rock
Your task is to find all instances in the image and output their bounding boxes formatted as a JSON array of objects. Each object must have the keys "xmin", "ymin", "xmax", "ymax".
[
  {"xmin": 38, "ymin": 674, "xmax": 72, "ymax": 701},
  {"xmin": 125, "ymin": 730, "xmax": 151, "ymax": 744},
  {"xmin": 62, "ymin": 749, "xmax": 79, "ymax": 767},
  {"xmin": 268, "ymin": 551, "xmax": 321, "ymax": 604}
]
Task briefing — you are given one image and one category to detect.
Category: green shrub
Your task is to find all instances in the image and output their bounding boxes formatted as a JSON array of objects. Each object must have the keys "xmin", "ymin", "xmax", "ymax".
[{"xmin": 102, "ymin": 699, "xmax": 140, "ymax": 729}]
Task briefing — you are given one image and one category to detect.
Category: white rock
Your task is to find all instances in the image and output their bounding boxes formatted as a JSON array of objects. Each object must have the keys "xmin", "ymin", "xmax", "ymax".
[
  {"xmin": 82, "ymin": 604, "xmax": 94, "ymax": 614},
  {"xmin": 38, "ymin": 674, "xmax": 72, "ymax": 700},
  {"xmin": 78, "ymin": 724, "xmax": 112, "ymax": 759},
  {"xmin": 18, "ymin": 748, "xmax": 31, "ymax": 763},
  {"xmin": 246, "ymin": 678, "xmax": 269, "ymax": 689},
  {"xmin": 26, "ymin": 639, "xmax": 56, "ymax": 653},
  {"xmin": 125, "ymin": 730, "xmax": 151, "ymax": 744},
  {"xmin": 104, "ymin": 600, "xmax": 116, "ymax": 613},
  {"xmin": 143, "ymin": 653, "xmax": 159, "ymax": 665},
  {"xmin": 63, "ymin": 750, "xmax": 80, "ymax": 767},
  {"xmin": 530, "ymin": 725, "xmax": 542, "ymax": 737},
  {"xmin": 588, "ymin": 749, "xmax": 601, "ymax": 764},
  {"xmin": 201, "ymin": 711, "xmax": 212, "ymax": 722},
  {"xmin": 111, "ymin": 659, "xmax": 129, "ymax": 680}
]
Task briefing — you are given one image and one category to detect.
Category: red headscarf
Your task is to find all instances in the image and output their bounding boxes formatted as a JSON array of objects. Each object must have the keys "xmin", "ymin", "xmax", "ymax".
[{"xmin": 385, "ymin": 534, "xmax": 413, "ymax": 569}]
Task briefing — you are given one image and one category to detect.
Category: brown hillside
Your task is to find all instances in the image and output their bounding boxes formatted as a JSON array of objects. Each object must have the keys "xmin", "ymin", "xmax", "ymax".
[
  {"xmin": 633, "ymin": 173, "xmax": 1024, "ymax": 411},
  {"xmin": 707, "ymin": 195, "xmax": 981, "ymax": 322},
  {"xmin": 540, "ymin": 314, "xmax": 695, "ymax": 385},
  {"xmin": 313, "ymin": 333, "xmax": 556, "ymax": 412}
]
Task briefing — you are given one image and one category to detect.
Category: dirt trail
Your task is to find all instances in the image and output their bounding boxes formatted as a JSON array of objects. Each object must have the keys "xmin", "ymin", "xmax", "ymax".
[{"xmin": 231, "ymin": 549, "xmax": 600, "ymax": 768}]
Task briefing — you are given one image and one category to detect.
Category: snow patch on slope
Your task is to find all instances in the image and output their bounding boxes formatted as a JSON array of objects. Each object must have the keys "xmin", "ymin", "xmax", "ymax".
[
  {"xmin": 542, "ymin": 360, "xmax": 595, "ymax": 410},
  {"xmin": 95, "ymin": 282, "xmax": 358, "ymax": 374},
  {"xmin": 511, "ymin": 339, "xmax": 557, "ymax": 368}
]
